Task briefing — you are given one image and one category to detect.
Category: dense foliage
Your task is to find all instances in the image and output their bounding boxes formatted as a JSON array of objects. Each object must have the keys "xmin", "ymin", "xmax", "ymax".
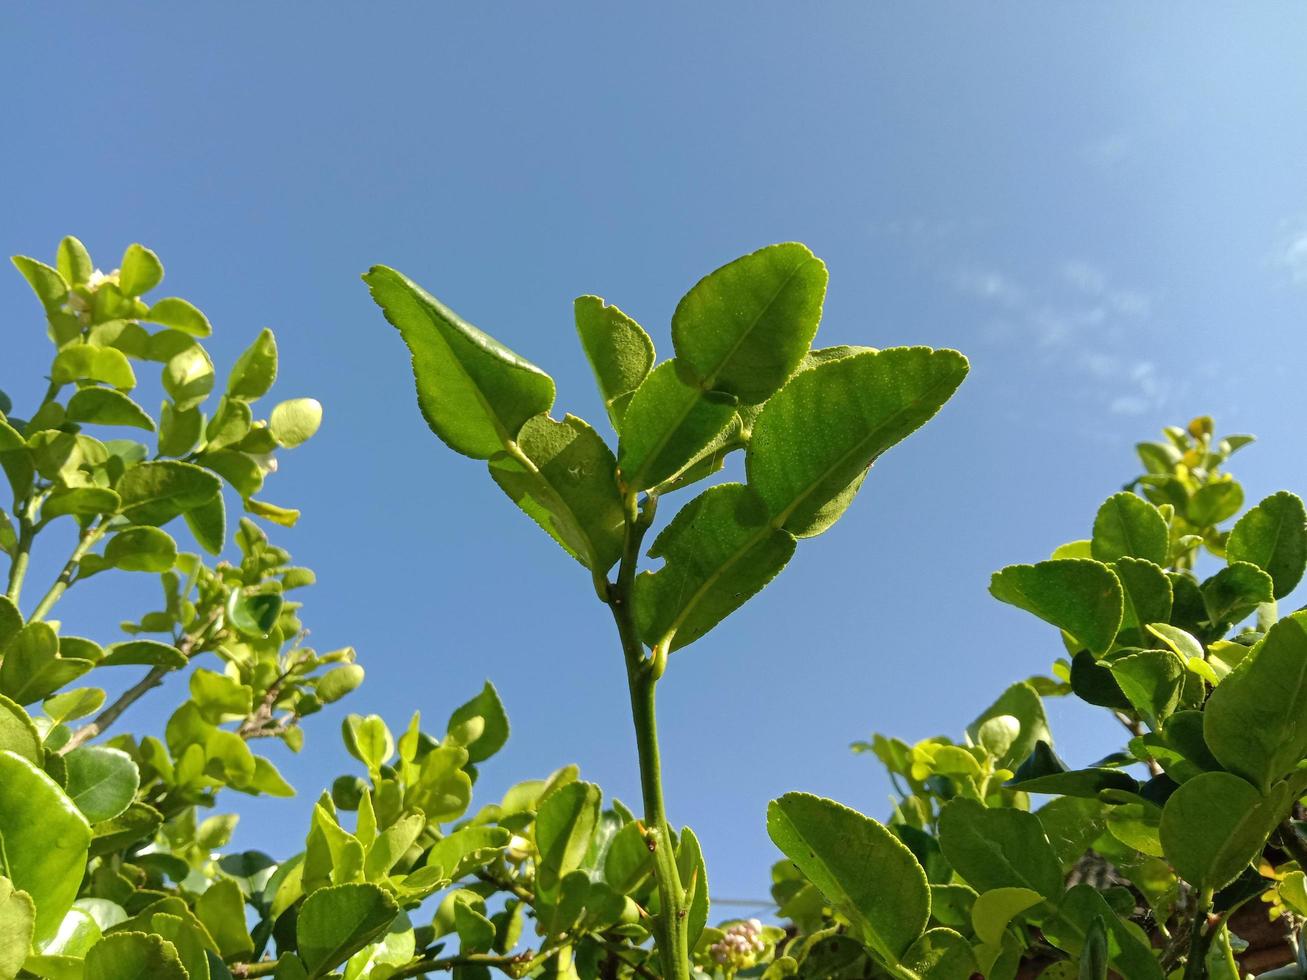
[{"xmin": 1, "ymin": 237, "xmax": 1304, "ymax": 980}]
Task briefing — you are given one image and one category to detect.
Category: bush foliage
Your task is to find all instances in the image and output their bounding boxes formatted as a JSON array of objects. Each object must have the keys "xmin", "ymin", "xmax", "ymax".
[{"xmin": 0, "ymin": 237, "xmax": 1303, "ymax": 980}]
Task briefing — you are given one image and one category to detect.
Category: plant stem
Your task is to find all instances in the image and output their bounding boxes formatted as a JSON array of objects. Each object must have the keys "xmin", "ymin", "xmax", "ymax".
[
  {"xmin": 5, "ymin": 505, "xmax": 35, "ymax": 604},
  {"xmin": 61, "ymin": 608, "xmax": 223, "ymax": 753},
  {"xmin": 607, "ymin": 491, "xmax": 692, "ymax": 980},
  {"xmin": 1183, "ymin": 887, "xmax": 1215, "ymax": 980},
  {"xmin": 29, "ymin": 519, "xmax": 109, "ymax": 621}
]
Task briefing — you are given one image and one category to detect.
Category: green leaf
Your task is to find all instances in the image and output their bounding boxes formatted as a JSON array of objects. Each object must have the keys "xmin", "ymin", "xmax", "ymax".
[
  {"xmin": 1112, "ymin": 558, "xmax": 1172, "ymax": 633},
  {"xmin": 99, "ymin": 640, "xmax": 186, "ymax": 668},
  {"xmin": 635, "ymin": 483, "xmax": 795, "ymax": 651},
  {"xmin": 966, "ymin": 681, "xmax": 1051, "ymax": 771},
  {"xmin": 185, "ymin": 494, "xmax": 226, "ymax": 555},
  {"xmin": 445, "ymin": 682, "xmax": 509, "ymax": 764},
  {"xmin": 574, "ymin": 295, "xmax": 655, "ymax": 430},
  {"xmin": 342, "ymin": 715, "xmax": 394, "ymax": 773},
  {"xmin": 41, "ymin": 488, "xmax": 121, "ymax": 522},
  {"xmin": 535, "ymin": 781, "xmax": 601, "ymax": 901},
  {"xmin": 603, "ymin": 822, "xmax": 653, "ymax": 894},
  {"xmin": 102, "ymin": 527, "xmax": 177, "ymax": 573},
  {"xmin": 11, "ymin": 256, "xmax": 67, "ymax": 312},
  {"xmin": 162, "ymin": 343, "xmax": 214, "ymax": 411},
  {"xmin": 0, "ymin": 622, "xmax": 93, "ymax": 705},
  {"xmin": 316, "ymin": 665, "xmax": 364, "ymax": 704},
  {"xmin": 1159, "ymin": 771, "xmax": 1282, "ymax": 891},
  {"xmin": 144, "ymin": 297, "xmax": 212, "ymax": 337},
  {"xmin": 296, "ymin": 883, "xmax": 398, "ymax": 979},
  {"xmin": 158, "ymin": 402, "xmax": 202, "ymax": 457},
  {"xmin": 116, "ymin": 461, "xmax": 220, "ymax": 526},
  {"xmin": 1188, "ymin": 480, "xmax": 1244, "ymax": 527},
  {"xmin": 194, "ymin": 879, "xmax": 253, "ymax": 960},
  {"xmin": 488, "ymin": 414, "xmax": 625, "ymax": 572},
  {"xmin": 43, "ymin": 687, "xmax": 105, "ymax": 725},
  {"xmin": 937, "ymin": 797, "xmax": 1062, "ymax": 901},
  {"xmin": 1091, "ymin": 492, "xmax": 1168, "ymax": 565},
  {"xmin": 1226, "ymin": 491, "xmax": 1307, "ymax": 599},
  {"xmin": 51, "ymin": 346, "xmax": 136, "ymax": 391},
  {"xmin": 224, "ymin": 328, "xmax": 279, "ymax": 401},
  {"xmin": 268, "ymin": 398, "xmax": 323, "ymax": 448},
  {"xmin": 748, "ymin": 347, "xmax": 969, "ymax": 536},
  {"xmin": 671, "ymin": 242, "xmax": 827, "ymax": 404},
  {"xmin": 65, "ymin": 389, "xmax": 155, "ymax": 431},
  {"xmin": 56, "ymin": 237, "xmax": 93, "ymax": 285},
  {"xmin": 365, "ymin": 266, "xmax": 555, "ymax": 459},
  {"xmin": 676, "ymin": 826, "xmax": 709, "ymax": 951},
  {"xmin": 767, "ymin": 792, "xmax": 928, "ymax": 962},
  {"xmin": 970, "ymin": 887, "xmax": 1043, "ymax": 946},
  {"xmin": 616, "ymin": 360, "xmax": 736, "ymax": 492},
  {"xmin": 0, "ymin": 750, "xmax": 91, "ymax": 943},
  {"xmin": 118, "ymin": 245, "xmax": 164, "ymax": 297},
  {"xmin": 64, "ymin": 746, "xmax": 140, "ymax": 823},
  {"xmin": 204, "ymin": 398, "xmax": 253, "ymax": 452},
  {"xmin": 0, "ymin": 876, "xmax": 34, "ymax": 980},
  {"xmin": 1204, "ymin": 611, "xmax": 1307, "ymax": 793},
  {"xmin": 901, "ymin": 928, "xmax": 977, "ymax": 980},
  {"xmin": 1107, "ymin": 649, "xmax": 1186, "ymax": 730},
  {"xmin": 225, "ymin": 590, "xmax": 283, "ymax": 638},
  {"xmin": 1006, "ymin": 741, "xmax": 1139, "ymax": 799},
  {"xmin": 989, "ymin": 560, "xmax": 1123, "ymax": 657},
  {"xmin": 363, "ymin": 812, "xmax": 424, "ymax": 880},
  {"xmin": 0, "ymin": 694, "xmax": 41, "ymax": 764},
  {"xmin": 426, "ymin": 826, "xmax": 511, "ymax": 882},
  {"xmin": 1041, "ymin": 886, "xmax": 1163, "ymax": 980},
  {"xmin": 1201, "ymin": 562, "xmax": 1274, "ymax": 626},
  {"xmin": 85, "ymin": 931, "xmax": 188, "ymax": 980}
]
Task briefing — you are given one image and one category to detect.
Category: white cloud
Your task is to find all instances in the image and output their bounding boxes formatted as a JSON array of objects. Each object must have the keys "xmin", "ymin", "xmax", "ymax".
[
  {"xmin": 952, "ymin": 259, "xmax": 1166, "ymax": 415},
  {"xmin": 1280, "ymin": 231, "xmax": 1307, "ymax": 284}
]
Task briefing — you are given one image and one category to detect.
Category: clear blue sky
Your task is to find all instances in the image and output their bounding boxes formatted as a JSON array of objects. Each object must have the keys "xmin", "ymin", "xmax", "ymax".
[{"xmin": 4, "ymin": 4, "xmax": 1307, "ymax": 905}]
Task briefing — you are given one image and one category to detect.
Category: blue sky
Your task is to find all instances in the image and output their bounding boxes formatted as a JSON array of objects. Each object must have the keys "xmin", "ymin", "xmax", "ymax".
[{"xmin": 4, "ymin": 4, "xmax": 1307, "ymax": 906}]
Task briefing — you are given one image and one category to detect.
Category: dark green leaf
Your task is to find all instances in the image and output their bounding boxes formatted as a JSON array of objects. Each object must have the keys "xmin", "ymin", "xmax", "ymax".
[
  {"xmin": 1201, "ymin": 562, "xmax": 1273, "ymax": 627},
  {"xmin": 1159, "ymin": 771, "xmax": 1283, "ymax": 891},
  {"xmin": 226, "ymin": 590, "xmax": 283, "ymax": 638}
]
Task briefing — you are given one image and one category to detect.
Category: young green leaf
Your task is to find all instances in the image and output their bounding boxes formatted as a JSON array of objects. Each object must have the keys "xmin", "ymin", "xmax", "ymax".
[
  {"xmin": 1225, "ymin": 490, "xmax": 1307, "ymax": 599},
  {"xmin": 747, "ymin": 347, "xmax": 969, "ymax": 536},
  {"xmin": 535, "ymin": 781, "xmax": 601, "ymax": 900},
  {"xmin": 365, "ymin": 266, "xmax": 555, "ymax": 459},
  {"xmin": 118, "ymin": 244, "xmax": 164, "ymax": 297},
  {"xmin": 56, "ymin": 236, "xmax": 93, "ymax": 285},
  {"xmin": 227, "ymin": 328, "xmax": 278, "ymax": 402},
  {"xmin": 616, "ymin": 360, "xmax": 736, "ymax": 492},
  {"xmin": 488, "ymin": 413, "xmax": 625, "ymax": 572},
  {"xmin": 268, "ymin": 397, "xmax": 323, "ymax": 448},
  {"xmin": 84, "ymin": 932, "xmax": 188, "ymax": 980},
  {"xmin": 145, "ymin": 298, "xmax": 212, "ymax": 337},
  {"xmin": 574, "ymin": 295, "xmax": 655, "ymax": 430},
  {"xmin": 989, "ymin": 560, "xmax": 1123, "ymax": 657},
  {"xmin": 117, "ymin": 461, "xmax": 221, "ymax": 527},
  {"xmin": 671, "ymin": 242, "xmax": 827, "ymax": 404},
  {"xmin": 445, "ymin": 681, "xmax": 509, "ymax": 764},
  {"xmin": 51, "ymin": 345, "xmax": 136, "ymax": 390},
  {"xmin": 767, "ymin": 792, "xmax": 929, "ymax": 963}
]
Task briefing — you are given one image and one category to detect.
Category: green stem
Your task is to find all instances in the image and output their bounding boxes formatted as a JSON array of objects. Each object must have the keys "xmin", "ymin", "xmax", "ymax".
[
  {"xmin": 608, "ymin": 492, "xmax": 692, "ymax": 980},
  {"xmin": 29, "ymin": 520, "xmax": 108, "ymax": 621},
  {"xmin": 5, "ymin": 504, "xmax": 35, "ymax": 604},
  {"xmin": 1183, "ymin": 887, "xmax": 1215, "ymax": 980}
]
